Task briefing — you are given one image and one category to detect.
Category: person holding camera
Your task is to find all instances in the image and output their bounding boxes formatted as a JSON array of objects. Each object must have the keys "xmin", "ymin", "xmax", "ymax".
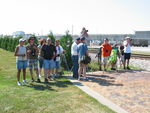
[
  {"xmin": 123, "ymin": 37, "xmax": 132, "ymax": 70},
  {"xmin": 101, "ymin": 38, "xmax": 112, "ymax": 71},
  {"xmin": 38, "ymin": 38, "xmax": 46, "ymax": 77},
  {"xmin": 26, "ymin": 36, "xmax": 41, "ymax": 83},
  {"xmin": 80, "ymin": 27, "xmax": 89, "ymax": 38},
  {"xmin": 77, "ymin": 37, "xmax": 89, "ymax": 80}
]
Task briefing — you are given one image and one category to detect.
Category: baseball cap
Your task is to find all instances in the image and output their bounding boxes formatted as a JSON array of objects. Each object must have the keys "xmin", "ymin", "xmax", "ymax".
[
  {"xmin": 76, "ymin": 37, "xmax": 80, "ymax": 40},
  {"xmin": 125, "ymin": 37, "xmax": 130, "ymax": 39},
  {"xmin": 19, "ymin": 38, "xmax": 26, "ymax": 43},
  {"xmin": 47, "ymin": 38, "xmax": 51, "ymax": 41},
  {"xmin": 81, "ymin": 37, "xmax": 86, "ymax": 41},
  {"xmin": 104, "ymin": 38, "xmax": 109, "ymax": 41}
]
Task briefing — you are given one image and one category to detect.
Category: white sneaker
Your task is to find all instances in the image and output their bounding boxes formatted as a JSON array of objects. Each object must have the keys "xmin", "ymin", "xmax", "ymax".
[
  {"xmin": 23, "ymin": 80, "xmax": 27, "ymax": 84},
  {"xmin": 78, "ymin": 77, "xmax": 81, "ymax": 81},
  {"xmin": 17, "ymin": 81, "xmax": 21, "ymax": 86}
]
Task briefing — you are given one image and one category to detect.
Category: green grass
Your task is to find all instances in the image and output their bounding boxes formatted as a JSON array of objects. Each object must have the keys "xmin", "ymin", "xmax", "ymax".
[{"xmin": 0, "ymin": 49, "xmax": 115, "ymax": 113}]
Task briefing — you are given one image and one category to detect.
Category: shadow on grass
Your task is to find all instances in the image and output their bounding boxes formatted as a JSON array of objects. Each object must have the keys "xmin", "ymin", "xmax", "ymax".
[
  {"xmin": 25, "ymin": 77, "xmax": 73, "ymax": 91},
  {"xmin": 86, "ymin": 74, "xmax": 123, "ymax": 86}
]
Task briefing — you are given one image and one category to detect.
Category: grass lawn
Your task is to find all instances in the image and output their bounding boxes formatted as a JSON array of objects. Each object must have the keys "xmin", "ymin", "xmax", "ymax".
[{"xmin": 0, "ymin": 49, "xmax": 115, "ymax": 113}]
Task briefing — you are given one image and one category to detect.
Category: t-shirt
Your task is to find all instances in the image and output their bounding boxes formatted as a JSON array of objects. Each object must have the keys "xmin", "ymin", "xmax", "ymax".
[
  {"xmin": 71, "ymin": 42, "xmax": 78, "ymax": 55},
  {"xmin": 77, "ymin": 43, "xmax": 88, "ymax": 59},
  {"xmin": 16, "ymin": 45, "xmax": 27, "ymax": 61},
  {"xmin": 26, "ymin": 44, "xmax": 38, "ymax": 59},
  {"xmin": 120, "ymin": 45, "xmax": 124, "ymax": 55},
  {"xmin": 55, "ymin": 45, "xmax": 63, "ymax": 61},
  {"xmin": 42, "ymin": 44, "xmax": 56, "ymax": 60},
  {"xmin": 123, "ymin": 41, "xmax": 131, "ymax": 53},
  {"xmin": 101, "ymin": 43, "xmax": 112, "ymax": 57}
]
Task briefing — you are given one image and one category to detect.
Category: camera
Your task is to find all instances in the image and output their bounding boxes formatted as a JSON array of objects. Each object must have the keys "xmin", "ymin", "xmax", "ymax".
[
  {"xmin": 86, "ymin": 30, "xmax": 88, "ymax": 32},
  {"xmin": 31, "ymin": 49, "xmax": 36, "ymax": 57}
]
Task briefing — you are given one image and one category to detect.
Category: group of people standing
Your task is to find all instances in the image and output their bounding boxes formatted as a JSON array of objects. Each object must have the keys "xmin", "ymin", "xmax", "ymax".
[
  {"xmin": 100, "ymin": 36, "xmax": 132, "ymax": 71},
  {"xmin": 15, "ymin": 36, "xmax": 64, "ymax": 85},
  {"xmin": 15, "ymin": 27, "xmax": 132, "ymax": 85},
  {"xmin": 71, "ymin": 35, "xmax": 132, "ymax": 80}
]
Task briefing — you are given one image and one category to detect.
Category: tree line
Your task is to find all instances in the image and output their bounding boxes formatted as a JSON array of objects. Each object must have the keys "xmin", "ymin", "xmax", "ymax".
[{"xmin": 0, "ymin": 31, "xmax": 73, "ymax": 70}]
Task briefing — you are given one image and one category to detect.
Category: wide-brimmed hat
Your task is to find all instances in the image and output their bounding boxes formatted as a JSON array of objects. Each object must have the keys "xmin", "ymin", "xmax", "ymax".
[{"xmin": 28, "ymin": 36, "xmax": 35, "ymax": 43}]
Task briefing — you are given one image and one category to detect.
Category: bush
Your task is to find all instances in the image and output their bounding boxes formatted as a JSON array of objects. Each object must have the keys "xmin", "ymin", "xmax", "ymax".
[{"xmin": 60, "ymin": 31, "xmax": 73, "ymax": 70}]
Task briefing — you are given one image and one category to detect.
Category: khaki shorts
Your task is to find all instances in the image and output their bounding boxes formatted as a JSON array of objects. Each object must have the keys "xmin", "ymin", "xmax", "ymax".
[
  {"xmin": 79, "ymin": 60, "xmax": 87, "ymax": 68},
  {"xmin": 101, "ymin": 56, "xmax": 109, "ymax": 64}
]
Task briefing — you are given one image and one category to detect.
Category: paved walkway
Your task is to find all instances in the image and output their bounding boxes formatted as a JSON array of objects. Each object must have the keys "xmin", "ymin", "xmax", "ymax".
[{"xmin": 67, "ymin": 70, "xmax": 150, "ymax": 113}]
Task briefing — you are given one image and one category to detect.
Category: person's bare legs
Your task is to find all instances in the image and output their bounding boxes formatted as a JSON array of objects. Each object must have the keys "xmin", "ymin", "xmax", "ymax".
[
  {"xmin": 29, "ymin": 69, "xmax": 34, "ymax": 80},
  {"xmin": 82, "ymin": 65, "xmax": 87, "ymax": 79},
  {"xmin": 124, "ymin": 59, "xmax": 126, "ymax": 69},
  {"xmin": 23, "ymin": 69, "xmax": 26, "ymax": 81},
  {"xmin": 127, "ymin": 59, "xmax": 130, "ymax": 67},
  {"xmin": 17, "ymin": 69, "xmax": 21, "ymax": 81},
  {"xmin": 35, "ymin": 68, "xmax": 39, "ymax": 79},
  {"xmin": 78, "ymin": 66, "xmax": 82, "ymax": 80}
]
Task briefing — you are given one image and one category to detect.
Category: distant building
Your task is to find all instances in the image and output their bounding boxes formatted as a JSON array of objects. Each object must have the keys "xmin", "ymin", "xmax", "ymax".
[{"xmin": 12, "ymin": 31, "xmax": 25, "ymax": 37}]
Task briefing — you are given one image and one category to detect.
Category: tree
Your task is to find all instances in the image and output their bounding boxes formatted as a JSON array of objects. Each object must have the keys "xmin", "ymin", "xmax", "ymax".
[
  {"xmin": 47, "ymin": 31, "xmax": 56, "ymax": 45},
  {"xmin": 60, "ymin": 31, "xmax": 73, "ymax": 70}
]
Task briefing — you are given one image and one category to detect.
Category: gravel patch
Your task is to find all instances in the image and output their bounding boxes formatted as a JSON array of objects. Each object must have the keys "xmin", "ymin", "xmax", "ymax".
[{"xmin": 130, "ymin": 59, "xmax": 150, "ymax": 71}]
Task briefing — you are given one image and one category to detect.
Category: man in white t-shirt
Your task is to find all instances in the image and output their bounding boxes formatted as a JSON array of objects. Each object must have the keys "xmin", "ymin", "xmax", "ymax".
[
  {"xmin": 71, "ymin": 37, "xmax": 81, "ymax": 78},
  {"xmin": 123, "ymin": 37, "xmax": 132, "ymax": 70},
  {"xmin": 55, "ymin": 40, "xmax": 64, "ymax": 77}
]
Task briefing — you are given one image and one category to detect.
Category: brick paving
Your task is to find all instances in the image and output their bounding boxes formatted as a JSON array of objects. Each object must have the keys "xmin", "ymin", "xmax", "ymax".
[{"xmin": 79, "ymin": 70, "xmax": 150, "ymax": 113}]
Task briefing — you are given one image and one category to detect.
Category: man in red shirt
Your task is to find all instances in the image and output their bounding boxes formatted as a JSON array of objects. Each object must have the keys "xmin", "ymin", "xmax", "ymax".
[{"xmin": 101, "ymin": 38, "xmax": 112, "ymax": 71}]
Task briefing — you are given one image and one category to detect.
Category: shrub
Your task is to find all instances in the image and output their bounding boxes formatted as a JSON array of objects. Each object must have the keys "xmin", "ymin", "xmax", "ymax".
[{"xmin": 60, "ymin": 31, "xmax": 73, "ymax": 70}]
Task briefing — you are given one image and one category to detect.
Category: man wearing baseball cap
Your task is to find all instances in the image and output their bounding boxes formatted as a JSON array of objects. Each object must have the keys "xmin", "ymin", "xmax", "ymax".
[
  {"xmin": 71, "ymin": 37, "xmax": 81, "ymax": 79},
  {"xmin": 123, "ymin": 37, "xmax": 132, "ymax": 70}
]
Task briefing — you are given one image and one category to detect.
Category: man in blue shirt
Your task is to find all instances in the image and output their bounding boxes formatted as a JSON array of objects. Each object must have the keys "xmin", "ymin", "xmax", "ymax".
[{"xmin": 77, "ymin": 37, "xmax": 89, "ymax": 80}]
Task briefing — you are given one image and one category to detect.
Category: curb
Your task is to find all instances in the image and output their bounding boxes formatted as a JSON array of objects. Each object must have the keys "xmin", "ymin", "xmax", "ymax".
[{"xmin": 66, "ymin": 76, "xmax": 128, "ymax": 113}]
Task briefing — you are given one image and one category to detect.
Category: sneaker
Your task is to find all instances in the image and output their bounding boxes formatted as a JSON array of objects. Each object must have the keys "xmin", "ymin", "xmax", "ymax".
[
  {"xmin": 17, "ymin": 81, "xmax": 21, "ymax": 86},
  {"xmin": 48, "ymin": 76, "xmax": 53, "ymax": 81},
  {"xmin": 78, "ymin": 77, "xmax": 81, "ymax": 81},
  {"xmin": 44, "ymin": 78, "xmax": 48, "ymax": 83},
  {"xmin": 31, "ymin": 78, "xmax": 35, "ymax": 82},
  {"xmin": 127, "ymin": 67, "xmax": 131, "ymax": 70},
  {"xmin": 23, "ymin": 80, "xmax": 27, "ymax": 84},
  {"xmin": 37, "ymin": 78, "xmax": 41, "ymax": 83}
]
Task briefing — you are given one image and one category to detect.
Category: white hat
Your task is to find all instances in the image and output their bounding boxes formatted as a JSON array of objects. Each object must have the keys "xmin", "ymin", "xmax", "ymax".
[
  {"xmin": 19, "ymin": 38, "xmax": 26, "ymax": 42},
  {"xmin": 125, "ymin": 37, "xmax": 130, "ymax": 39}
]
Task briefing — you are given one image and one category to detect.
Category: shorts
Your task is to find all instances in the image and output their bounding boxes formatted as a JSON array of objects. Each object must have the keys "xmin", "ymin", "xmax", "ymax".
[
  {"xmin": 124, "ymin": 53, "xmax": 131, "ymax": 60},
  {"xmin": 43, "ymin": 59, "xmax": 55, "ymax": 69},
  {"xmin": 55, "ymin": 61, "xmax": 61, "ymax": 69},
  {"xmin": 101, "ymin": 56, "xmax": 109, "ymax": 64},
  {"xmin": 16, "ymin": 60, "xmax": 28, "ymax": 69},
  {"xmin": 120, "ymin": 55, "xmax": 124, "ymax": 62},
  {"xmin": 28, "ymin": 59, "xmax": 38, "ymax": 69},
  {"xmin": 39, "ymin": 58, "xmax": 44, "ymax": 68}
]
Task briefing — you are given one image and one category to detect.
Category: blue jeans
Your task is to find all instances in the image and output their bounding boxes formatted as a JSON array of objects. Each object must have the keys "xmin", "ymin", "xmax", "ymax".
[{"xmin": 72, "ymin": 55, "xmax": 79, "ymax": 78}]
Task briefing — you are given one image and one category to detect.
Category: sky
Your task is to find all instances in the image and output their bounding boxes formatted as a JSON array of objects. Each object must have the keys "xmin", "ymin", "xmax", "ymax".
[{"xmin": 0, "ymin": 0, "xmax": 150, "ymax": 35}]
